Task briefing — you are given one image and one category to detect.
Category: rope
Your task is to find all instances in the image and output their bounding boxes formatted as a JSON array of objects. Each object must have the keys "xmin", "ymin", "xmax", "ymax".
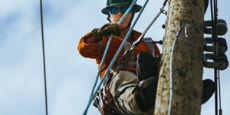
[
  {"xmin": 132, "ymin": 0, "xmax": 168, "ymax": 49},
  {"xmin": 40, "ymin": 0, "xmax": 48, "ymax": 115},
  {"xmin": 119, "ymin": 0, "xmax": 168, "ymax": 71}
]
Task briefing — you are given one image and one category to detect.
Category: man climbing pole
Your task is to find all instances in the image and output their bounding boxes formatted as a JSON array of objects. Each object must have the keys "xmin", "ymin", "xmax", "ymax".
[
  {"xmin": 78, "ymin": 0, "xmax": 215, "ymax": 115},
  {"xmin": 79, "ymin": 0, "xmax": 161, "ymax": 114}
]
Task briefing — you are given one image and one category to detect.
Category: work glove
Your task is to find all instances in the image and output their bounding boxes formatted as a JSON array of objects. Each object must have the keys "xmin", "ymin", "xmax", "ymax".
[
  {"xmin": 92, "ymin": 23, "xmax": 121, "ymax": 41},
  {"xmin": 98, "ymin": 87, "xmax": 113, "ymax": 115}
]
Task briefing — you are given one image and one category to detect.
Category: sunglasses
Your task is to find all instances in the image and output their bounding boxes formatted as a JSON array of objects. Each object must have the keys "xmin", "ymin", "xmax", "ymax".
[{"xmin": 109, "ymin": 6, "xmax": 133, "ymax": 14}]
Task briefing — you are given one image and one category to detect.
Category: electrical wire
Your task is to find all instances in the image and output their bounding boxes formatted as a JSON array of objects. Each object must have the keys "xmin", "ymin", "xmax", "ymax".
[
  {"xmin": 218, "ymin": 70, "xmax": 222, "ymax": 115},
  {"xmin": 40, "ymin": 0, "xmax": 48, "ymax": 115},
  {"xmin": 210, "ymin": 0, "xmax": 219, "ymax": 114},
  {"xmin": 168, "ymin": 21, "xmax": 188, "ymax": 115}
]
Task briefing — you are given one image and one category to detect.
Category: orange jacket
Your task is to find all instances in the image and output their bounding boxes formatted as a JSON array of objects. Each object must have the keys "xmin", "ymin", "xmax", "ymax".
[{"xmin": 78, "ymin": 30, "xmax": 161, "ymax": 79}]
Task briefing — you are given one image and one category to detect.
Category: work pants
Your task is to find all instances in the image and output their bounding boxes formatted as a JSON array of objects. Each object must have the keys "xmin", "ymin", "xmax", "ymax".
[{"xmin": 108, "ymin": 70, "xmax": 154, "ymax": 115}]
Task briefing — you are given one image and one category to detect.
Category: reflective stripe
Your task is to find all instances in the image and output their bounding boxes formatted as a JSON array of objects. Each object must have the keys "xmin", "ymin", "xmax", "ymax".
[
  {"xmin": 111, "ymin": 38, "xmax": 136, "ymax": 71},
  {"xmin": 111, "ymin": 59, "xmax": 136, "ymax": 71},
  {"xmin": 145, "ymin": 42, "xmax": 155, "ymax": 57},
  {"xmin": 98, "ymin": 41, "xmax": 104, "ymax": 54},
  {"xmin": 123, "ymin": 40, "xmax": 131, "ymax": 50}
]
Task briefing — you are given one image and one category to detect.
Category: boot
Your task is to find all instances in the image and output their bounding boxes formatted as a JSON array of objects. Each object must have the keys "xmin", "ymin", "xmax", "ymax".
[
  {"xmin": 136, "ymin": 51, "xmax": 159, "ymax": 111},
  {"xmin": 137, "ymin": 51, "xmax": 158, "ymax": 80}
]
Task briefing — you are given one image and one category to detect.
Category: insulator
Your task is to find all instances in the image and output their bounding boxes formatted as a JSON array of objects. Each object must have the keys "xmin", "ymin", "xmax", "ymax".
[
  {"xmin": 204, "ymin": 28, "xmax": 212, "ymax": 34},
  {"xmin": 204, "ymin": 20, "xmax": 212, "ymax": 26},
  {"xmin": 204, "ymin": 19, "xmax": 228, "ymax": 35},
  {"xmin": 217, "ymin": 37, "xmax": 227, "ymax": 44},
  {"xmin": 213, "ymin": 54, "xmax": 228, "ymax": 62},
  {"xmin": 204, "ymin": 37, "xmax": 227, "ymax": 54},
  {"xmin": 216, "ymin": 21, "xmax": 227, "ymax": 35},
  {"xmin": 203, "ymin": 53, "xmax": 228, "ymax": 70},
  {"xmin": 217, "ymin": 39, "xmax": 228, "ymax": 53}
]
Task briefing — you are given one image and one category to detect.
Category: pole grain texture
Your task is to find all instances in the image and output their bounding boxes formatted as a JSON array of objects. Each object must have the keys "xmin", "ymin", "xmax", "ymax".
[{"xmin": 154, "ymin": 0, "xmax": 204, "ymax": 115}]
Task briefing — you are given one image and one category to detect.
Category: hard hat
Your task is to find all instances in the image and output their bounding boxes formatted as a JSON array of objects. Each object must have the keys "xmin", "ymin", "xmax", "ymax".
[{"xmin": 102, "ymin": 0, "xmax": 142, "ymax": 15}]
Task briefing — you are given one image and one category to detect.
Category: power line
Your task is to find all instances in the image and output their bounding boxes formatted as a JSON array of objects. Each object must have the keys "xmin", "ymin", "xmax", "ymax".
[{"xmin": 39, "ymin": 0, "xmax": 49, "ymax": 114}]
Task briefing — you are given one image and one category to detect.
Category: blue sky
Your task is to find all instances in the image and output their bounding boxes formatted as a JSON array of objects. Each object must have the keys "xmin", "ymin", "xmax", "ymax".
[{"xmin": 0, "ymin": 0, "xmax": 229, "ymax": 115}]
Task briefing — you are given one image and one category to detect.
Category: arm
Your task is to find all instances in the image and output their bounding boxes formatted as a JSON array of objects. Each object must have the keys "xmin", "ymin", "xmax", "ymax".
[
  {"xmin": 84, "ymin": 33, "xmax": 100, "ymax": 43},
  {"xmin": 78, "ymin": 23, "xmax": 121, "ymax": 59},
  {"xmin": 78, "ymin": 32, "xmax": 103, "ymax": 58}
]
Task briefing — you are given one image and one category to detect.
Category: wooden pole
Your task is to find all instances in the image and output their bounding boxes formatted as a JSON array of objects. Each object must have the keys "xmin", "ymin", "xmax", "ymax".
[{"xmin": 154, "ymin": 0, "xmax": 204, "ymax": 115}]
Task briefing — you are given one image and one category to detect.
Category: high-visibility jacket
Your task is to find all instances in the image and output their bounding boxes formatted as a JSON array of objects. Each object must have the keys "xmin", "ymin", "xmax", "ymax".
[{"xmin": 78, "ymin": 30, "xmax": 161, "ymax": 79}]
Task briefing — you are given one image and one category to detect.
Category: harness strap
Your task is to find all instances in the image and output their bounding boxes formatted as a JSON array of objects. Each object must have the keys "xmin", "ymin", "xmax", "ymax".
[
  {"xmin": 103, "ymin": 37, "xmax": 156, "ymax": 86},
  {"xmin": 111, "ymin": 37, "xmax": 156, "ymax": 72},
  {"xmin": 139, "ymin": 76, "xmax": 158, "ymax": 89}
]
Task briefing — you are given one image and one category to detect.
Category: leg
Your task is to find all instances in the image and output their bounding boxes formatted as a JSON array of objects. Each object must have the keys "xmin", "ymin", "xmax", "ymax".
[{"xmin": 108, "ymin": 70, "xmax": 155, "ymax": 115}]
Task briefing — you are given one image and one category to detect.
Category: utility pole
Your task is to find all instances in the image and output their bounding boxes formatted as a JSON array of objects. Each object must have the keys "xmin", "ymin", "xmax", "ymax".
[{"xmin": 154, "ymin": 0, "xmax": 204, "ymax": 115}]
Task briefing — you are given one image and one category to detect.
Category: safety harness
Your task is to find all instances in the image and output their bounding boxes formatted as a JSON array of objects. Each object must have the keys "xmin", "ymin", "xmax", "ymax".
[{"xmin": 98, "ymin": 37, "xmax": 156, "ymax": 72}]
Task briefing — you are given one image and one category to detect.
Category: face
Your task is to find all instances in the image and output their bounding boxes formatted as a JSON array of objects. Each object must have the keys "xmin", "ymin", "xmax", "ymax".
[{"xmin": 108, "ymin": 5, "xmax": 132, "ymax": 29}]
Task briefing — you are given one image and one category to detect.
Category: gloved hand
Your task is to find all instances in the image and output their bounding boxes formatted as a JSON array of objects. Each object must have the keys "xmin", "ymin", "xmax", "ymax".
[
  {"xmin": 98, "ymin": 88, "xmax": 113, "ymax": 115},
  {"xmin": 92, "ymin": 23, "xmax": 121, "ymax": 41}
]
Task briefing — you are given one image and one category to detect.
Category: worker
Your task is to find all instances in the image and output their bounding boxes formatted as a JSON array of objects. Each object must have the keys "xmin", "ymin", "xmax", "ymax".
[{"xmin": 78, "ymin": 0, "xmax": 214, "ymax": 115}]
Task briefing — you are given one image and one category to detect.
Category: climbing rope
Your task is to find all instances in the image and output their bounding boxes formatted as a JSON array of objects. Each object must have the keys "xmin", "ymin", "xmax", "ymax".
[
  {"xmin": 168, "ymin": 20, "xmax": 189, "ymax": 115},
  {"xmin": 40, "ymin": 0, "xmax": 48, "ymax": 114},
  {"xmin": 131, "ymin": 0, "xmax": 168, "ymax": 49}
]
